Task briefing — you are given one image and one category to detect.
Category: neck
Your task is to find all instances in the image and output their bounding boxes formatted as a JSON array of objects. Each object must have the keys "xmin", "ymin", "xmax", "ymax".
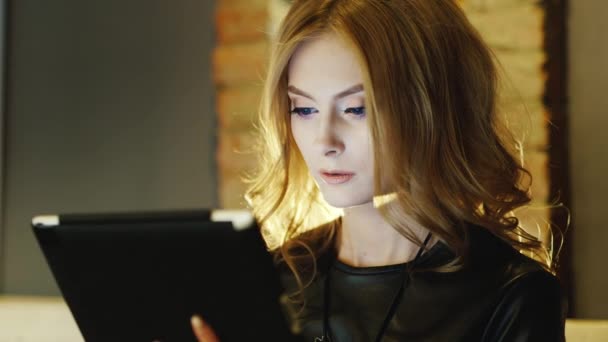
[{"xmin": 336, "ymin": 201, "xmax": 435, "ymax": 267}]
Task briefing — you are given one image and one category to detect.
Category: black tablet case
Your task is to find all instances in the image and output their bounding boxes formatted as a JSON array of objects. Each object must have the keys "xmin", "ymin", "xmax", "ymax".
[{"xmin": 32, "ymin": 210, "xmax": 301, "ymax": 342}]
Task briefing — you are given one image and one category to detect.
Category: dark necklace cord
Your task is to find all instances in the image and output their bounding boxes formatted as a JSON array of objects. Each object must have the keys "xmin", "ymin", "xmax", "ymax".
[{"xmin": 322, "ymin": 231, "xmax": 433, "ymax": 342}]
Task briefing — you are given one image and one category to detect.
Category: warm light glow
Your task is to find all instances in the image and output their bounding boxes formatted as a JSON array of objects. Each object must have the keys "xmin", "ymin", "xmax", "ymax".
[{"xmin": 373, "ymin": 191, "xmax": 398, "ymax": 208}]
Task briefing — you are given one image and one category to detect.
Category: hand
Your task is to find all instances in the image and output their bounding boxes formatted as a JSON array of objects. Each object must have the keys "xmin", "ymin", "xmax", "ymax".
[{"xmin": 191, "ymin": 315, "xmax": 220, "ymax": 342}]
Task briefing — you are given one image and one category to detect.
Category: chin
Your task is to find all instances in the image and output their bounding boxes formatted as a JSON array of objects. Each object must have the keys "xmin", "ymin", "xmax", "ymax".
[{"xmin": 321, "ymin": 191, "xmax": 373, "ymax": 209}]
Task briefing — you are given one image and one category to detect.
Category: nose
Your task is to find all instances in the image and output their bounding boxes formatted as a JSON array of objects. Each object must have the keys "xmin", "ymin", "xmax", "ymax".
[{"xmin": 316, "ymin": 111, "xmax": 345, "ymax": 157}]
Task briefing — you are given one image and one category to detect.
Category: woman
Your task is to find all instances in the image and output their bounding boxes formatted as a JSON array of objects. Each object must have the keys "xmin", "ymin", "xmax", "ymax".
[{"xmin": 192, "ymin": 0, "xmax": 566, "ymax": 340}]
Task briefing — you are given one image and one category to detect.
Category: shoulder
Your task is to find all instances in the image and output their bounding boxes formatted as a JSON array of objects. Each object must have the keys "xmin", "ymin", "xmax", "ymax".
[
  {"xmin": 481, "ymin": 270, "xmax": 566, "ymax": 341},
  {"xmin": 464, "ymin": 224, "xmax": 566, "ymax": 341}
]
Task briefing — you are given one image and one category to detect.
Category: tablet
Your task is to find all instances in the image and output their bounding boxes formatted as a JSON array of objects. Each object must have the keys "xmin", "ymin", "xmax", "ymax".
[{"xmin": 31, "ymin": 209, "xmax": 301, "ymax": 342}]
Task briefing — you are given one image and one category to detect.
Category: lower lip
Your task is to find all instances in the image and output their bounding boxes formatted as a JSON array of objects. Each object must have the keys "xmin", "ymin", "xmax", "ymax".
[{"xmin": 320, "ymin": 173, "xmax": 355, "ymax": 184}]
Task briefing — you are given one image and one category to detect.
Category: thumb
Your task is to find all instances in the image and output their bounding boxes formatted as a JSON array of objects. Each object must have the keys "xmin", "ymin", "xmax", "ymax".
[{"xmin": 191, "ymin": 315, "xmax": 220, "ymax": 342}]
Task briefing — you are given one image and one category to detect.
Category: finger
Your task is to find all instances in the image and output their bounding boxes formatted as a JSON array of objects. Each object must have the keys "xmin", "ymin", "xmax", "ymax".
[
  {"xmin": 191, "ymin": 315, "xmax": 220, "ymax": 342},
  {"xmin": 191, "ymin": 315, "xmax": 206, "ymax": 341}
]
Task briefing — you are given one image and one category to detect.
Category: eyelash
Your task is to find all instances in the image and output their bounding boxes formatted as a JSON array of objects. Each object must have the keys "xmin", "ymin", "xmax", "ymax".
[{"xmin": 290, "ymin": 106, "xmax": 366, "ymax": 118}]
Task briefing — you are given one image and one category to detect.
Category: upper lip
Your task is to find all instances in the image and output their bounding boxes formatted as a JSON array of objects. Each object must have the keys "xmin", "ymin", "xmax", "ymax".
[{"xmin": 320, "ymin": 169, "xmax": 355, "ymax": 175}]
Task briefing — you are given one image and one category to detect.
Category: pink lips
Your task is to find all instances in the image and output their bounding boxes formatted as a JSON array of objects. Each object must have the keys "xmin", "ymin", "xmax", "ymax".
[{"xmin": 320, "ymin": 170, "xmax": 355, "ymax": 185}]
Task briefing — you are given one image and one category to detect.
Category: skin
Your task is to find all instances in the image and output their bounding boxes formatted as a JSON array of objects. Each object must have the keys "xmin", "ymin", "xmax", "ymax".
[
  {"xmin": 191, "ymin": 32, "xmax": 435, "ymax": 341},
  {"xmin": 190, "ymin": 315, "xmax": 219, "ymax": 342},
  {"xmin": 288, "ymin": 32, "xmax": 435, "ymax": 267}
]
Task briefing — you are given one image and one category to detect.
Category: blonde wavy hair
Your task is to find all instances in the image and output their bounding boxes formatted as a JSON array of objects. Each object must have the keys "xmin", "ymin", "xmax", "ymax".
[{"xmin": 242, "ymin": 0, "xmax": 556, "ymax": 300}]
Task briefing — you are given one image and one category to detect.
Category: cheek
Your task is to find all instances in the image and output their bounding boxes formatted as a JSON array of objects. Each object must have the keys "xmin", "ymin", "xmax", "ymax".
[
  {"xmin": 353, "ymin": 129, "xmax": 374, "ymax": 168},
  {"xmin": 290, "ymin": 119, "xmax": 313, "ymax": 161},
  {"xmin": 290, "ymin": 118, "xmax": 304, "ymax": 149}
]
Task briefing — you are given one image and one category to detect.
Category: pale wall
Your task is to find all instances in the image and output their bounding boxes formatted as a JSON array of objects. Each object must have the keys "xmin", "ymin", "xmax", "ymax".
[{"xmin": 569, "ymin": 0, "xmax": 608, "ymax": 319}]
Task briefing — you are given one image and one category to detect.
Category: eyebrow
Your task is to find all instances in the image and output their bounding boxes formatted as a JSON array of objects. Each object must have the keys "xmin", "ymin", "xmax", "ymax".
[{"xmin": 287, "ymin": 84, "xmax": 364, "ymax": 101}]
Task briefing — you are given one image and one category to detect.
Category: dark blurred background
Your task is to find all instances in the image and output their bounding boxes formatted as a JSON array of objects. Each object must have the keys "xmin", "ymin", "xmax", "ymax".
[{"xmin": 0, "ymin": 1, "xmax": 218, "ymax": 296}]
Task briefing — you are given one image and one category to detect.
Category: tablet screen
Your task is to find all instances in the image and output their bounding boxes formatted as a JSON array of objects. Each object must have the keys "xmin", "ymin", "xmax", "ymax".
[{"xmin": 32, "ymin": 209, "xmax": 301, "ymax": 342}]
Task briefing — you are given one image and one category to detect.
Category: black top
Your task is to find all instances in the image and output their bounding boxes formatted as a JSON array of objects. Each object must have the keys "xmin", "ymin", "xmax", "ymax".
[{"xmin": 279, "ymin": 223, "xmax": 566, "ymax": 341}]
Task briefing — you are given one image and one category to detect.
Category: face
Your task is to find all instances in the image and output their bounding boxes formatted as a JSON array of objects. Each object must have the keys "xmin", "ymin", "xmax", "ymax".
[{"xmin": 288, "ymin": 33, "xmax": 374, "ymax": 209}]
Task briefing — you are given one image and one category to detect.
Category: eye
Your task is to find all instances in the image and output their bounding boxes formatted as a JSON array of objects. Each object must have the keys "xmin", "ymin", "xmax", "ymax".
[
  {"xmin": 290, "ymin": 107, "xmax": 318, "ymax": 117},
  {"xmin": 344, "ymin": 106, "xmax": 366, "ymax": 116}
]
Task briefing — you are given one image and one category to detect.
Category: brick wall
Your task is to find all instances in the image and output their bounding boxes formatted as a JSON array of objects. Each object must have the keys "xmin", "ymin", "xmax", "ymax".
[
  {"xmin": 214, "ymin": 0, "xmax": 550, "ymax": 242},
  {"xmin": 214, "ymin": 0, "xmax": 270, "ymax": 208}
]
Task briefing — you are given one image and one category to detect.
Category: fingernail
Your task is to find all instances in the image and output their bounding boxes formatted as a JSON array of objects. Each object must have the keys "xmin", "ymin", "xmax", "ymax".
[{"xmin": 191, "ymin": 315, "xmax": 203, "ymax": 328}]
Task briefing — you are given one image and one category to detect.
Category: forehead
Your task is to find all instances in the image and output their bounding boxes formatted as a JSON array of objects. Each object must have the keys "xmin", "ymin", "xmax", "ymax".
[{"xmin": 287, "ymin": 33, "xmax": 364, "ymax": 91}]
